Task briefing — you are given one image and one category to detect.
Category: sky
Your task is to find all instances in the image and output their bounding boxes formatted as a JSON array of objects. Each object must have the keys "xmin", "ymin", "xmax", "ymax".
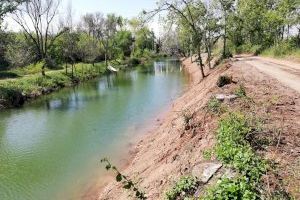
[
  {"xmin": 5, "ymin": 0, "xmax": 162, "ymax": 36},
  {"xmin": 66, "ymin": 0, "xmax": 156, "ymax": 18}
]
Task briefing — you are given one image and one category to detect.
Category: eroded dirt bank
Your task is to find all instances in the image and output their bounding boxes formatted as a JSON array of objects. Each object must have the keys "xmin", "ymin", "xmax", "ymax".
[{"xmin": 98, "ymin": 56, "xmax": 300, "ymax": 200}]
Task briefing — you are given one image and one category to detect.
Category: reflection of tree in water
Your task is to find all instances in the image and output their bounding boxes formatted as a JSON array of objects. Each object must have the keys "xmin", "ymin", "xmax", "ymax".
[
  {"xmin": 154, "ymin": 59, "xmax": 181, "ymax": 74},
  {"xmin": 105, "ymin": 72, "xmax": 134, "ymax": 88},
  {"xmin": 45, "ymin": 85, "xmax": 102, "ymax": 111}
]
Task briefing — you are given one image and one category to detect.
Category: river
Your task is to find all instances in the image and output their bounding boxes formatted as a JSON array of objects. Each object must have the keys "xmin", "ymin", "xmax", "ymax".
[{"xmin": 0, "ymin": 59, "xmax": 187, "ymax": 200}]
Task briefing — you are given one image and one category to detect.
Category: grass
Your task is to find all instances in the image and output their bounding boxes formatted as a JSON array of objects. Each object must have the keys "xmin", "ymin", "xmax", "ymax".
[
  {"xmin": 165, "ymin": 176, "xmax": 199, "ymax": 200},
  {"xmin": 260, "ymin": 42, "xmax": 300, "ymax": 60},
  {"xmin": 207, "ymin": 97, "xmax": 226, "ymax": 115},
  {"xmin": 235, "ymin": 84, "xmax": 247, "ymax": 98}
]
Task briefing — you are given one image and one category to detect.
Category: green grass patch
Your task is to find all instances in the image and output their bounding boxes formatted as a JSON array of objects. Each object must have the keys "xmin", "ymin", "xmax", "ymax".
[
  {"xmin": 207, "ymin": 97, "xmax": 225, "ymax": 115},
  {"xmin": 165, "ymin": 176, "xmax": 199, "ymax": 200},
  {"xmin": 202, "ymin": 113, "xmax": 267, "ymax": 200},
  {"xmin": 235, "ymin": 85, "xmax": 247, "ymax": 98},
  {"xmin": 261, "ymin": 42, "xmax": 300, "ymax": 59}
]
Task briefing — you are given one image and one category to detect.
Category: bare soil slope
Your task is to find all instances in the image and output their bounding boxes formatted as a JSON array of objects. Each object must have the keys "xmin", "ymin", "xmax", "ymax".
[{"xmin": 98, "ymin": 57, "xmax": 300, "ymax": 200}]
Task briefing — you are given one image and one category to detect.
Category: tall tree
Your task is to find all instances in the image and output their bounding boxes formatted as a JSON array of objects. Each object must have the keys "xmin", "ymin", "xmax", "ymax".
[
  {"xmin": 217, "ymin": 0, "xmax": 235, "ymax": 58},
  {"xmin": 151, "ymin": 0, "xmax": 207, "ymax": 78},
  {"xmin": 13, "ymin": 0, "xmax": 65, "ymax": 76}
]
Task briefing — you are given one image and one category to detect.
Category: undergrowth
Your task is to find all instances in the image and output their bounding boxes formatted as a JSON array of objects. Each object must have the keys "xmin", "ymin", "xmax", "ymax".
[
  {"xmin": 165, "ymin": 176, "xmax": 199, "ymax": 200},
  {"xmin": 207, "ymin": 97, "xmax": 226, "ymax": 115},
  {"xmin": 202, "ymin": 113, "xmax": 267, "ymax": 199},
  {"xmin": 101, "ymin": 158, "xmax": 147, "ymax": 199}
]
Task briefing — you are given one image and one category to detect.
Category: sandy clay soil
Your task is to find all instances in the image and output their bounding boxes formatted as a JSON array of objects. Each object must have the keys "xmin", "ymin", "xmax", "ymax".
[{"xmin": 95, "ymin": 55, "xmax": 300, "ymax": 200}]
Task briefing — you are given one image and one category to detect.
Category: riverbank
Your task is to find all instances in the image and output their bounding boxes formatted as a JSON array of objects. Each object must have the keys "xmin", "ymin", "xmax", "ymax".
[
  {"xmin": 98, "ymin": 56, "xmax": 300, "ymax": 199},
  {"xmin": 0, "ymin": 63, "xmax": 108, "ymax": 109}
]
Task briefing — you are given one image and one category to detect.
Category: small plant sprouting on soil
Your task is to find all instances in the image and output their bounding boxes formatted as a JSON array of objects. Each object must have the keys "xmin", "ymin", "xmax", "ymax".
[
  {"xmin": 216, "ymin": 75, "xmax": 232, "ymax": 87},
  {"xmin": 207, "ymin": 97, "xmax": 224, "ymax": 114},
  {"xmin": 202, "ymin": 149, "xmax": 214, "ymax": 160},
  {"xmin": 182, "ymin": 110, "xmax": 194, "ymax": 130},
  {"xmin": 100, "ymin": 158, "xmax": 147, "ymax": 200},
  {"xmin": 235, "ymin": 84, "xmax": 247, "ymax": 97},
  {"xmin": 165, "ymin": 176, "xmax": 199, "ymax": 200}
]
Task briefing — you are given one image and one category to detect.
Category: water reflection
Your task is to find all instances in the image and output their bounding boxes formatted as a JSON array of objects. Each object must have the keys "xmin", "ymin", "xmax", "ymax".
[{"xmin": 0, "ymin": 59, "xmax": 187, "ymax": 200}]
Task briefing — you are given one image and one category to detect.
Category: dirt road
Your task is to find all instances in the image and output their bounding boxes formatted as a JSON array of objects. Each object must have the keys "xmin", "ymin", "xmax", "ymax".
[{"xmin": 234, "ymin": 56, "xmax": 300, "ymax": 93}]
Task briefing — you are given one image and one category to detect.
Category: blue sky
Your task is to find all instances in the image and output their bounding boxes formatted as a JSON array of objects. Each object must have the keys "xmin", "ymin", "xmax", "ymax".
[
  {"xmin": 6, "ymin": 0, "xmax": 162, "ymax": 35},
  {"xmin": 67, "ymin": 0, "xmax": 157, "ymax": 18}
]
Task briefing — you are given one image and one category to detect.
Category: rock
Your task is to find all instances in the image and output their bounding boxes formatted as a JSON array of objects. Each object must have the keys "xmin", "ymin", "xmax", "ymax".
[
  {"xmin": 192, "ymin": 162, "xmax": 223, "ymax": 183},
  {"xmin": 215, "ymin": 94, "xmax": 238, "ymax": 102},
  {"xmin": 222, "ymin": 168, "xmax": 237, "ymax": 179},
  {"xmin": 216, "ymin": 94, "xmax": 226, "ymax": 101},
  {"xmin": 227, "ymin": 94, "xmax": 238, "ymax": 101}
]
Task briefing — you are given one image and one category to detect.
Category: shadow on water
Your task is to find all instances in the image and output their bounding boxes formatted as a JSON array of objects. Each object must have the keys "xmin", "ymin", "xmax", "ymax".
[{"xmin": 0, "ymin": 59, "xmax": 187, "ymax": 200}]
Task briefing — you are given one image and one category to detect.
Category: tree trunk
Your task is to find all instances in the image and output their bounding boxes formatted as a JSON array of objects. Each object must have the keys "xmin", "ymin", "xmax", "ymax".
[
  {"xmin": 223, "ymin": 15, "xmax": 227, "ymax": 58},
  {"xmin": 42, "ymin": 64, "xmax": 46, "ymax": 76},
  {"xmin": 105, "ymin": 52, "xmax": 108, "ymax": 67},
  {"xmin": 71, "ymin": 63, "xmax": 74, "ymax": 78},
  {"xmin": 65, "ymin": 63, "xmax": 68, "ymax": 75},
  {"xmin": 197, "ymin": 46, "xmax": 205, "ymax": 78}
]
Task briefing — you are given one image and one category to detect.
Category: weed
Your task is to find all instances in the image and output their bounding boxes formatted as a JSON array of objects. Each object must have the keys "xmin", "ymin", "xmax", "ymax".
[
  {"xmin": 207, "ymin": 97, "xmax": 224, "ymax": 114},
  {"xmin": 182, "ymin": 110, "xmax": 194, "ymax": 130},
  {"xmin": 235, "ymin": 85, "xmax": 247, "ymax": 97},
  {"xmin": 165, "ymin": 176, "xmax": 199, "ymax": 200},
  {"xmin": 202, "ymin": 149, "xmax": 214, "ymax": 160},
  {"xmin": 100, "ymin": 158, "xmax": 147, "ymax": 200},
  {"xmin": 203, "ymin": 113, "xmax": 267, "ymax": 200},
  {"xmin": 216, "ymin": 75, "xmax": 232, "ymax": 87}
]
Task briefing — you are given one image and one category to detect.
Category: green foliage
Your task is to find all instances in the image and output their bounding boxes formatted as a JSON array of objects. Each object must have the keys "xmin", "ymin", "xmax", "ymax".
[
  {"xmin": 0, "ymin": 62, "xmax": 106, "ymax": 108},
  {"xmin": 0, "ymin": 0, "xmax": 24, "ymax": 20},
  {"xmin": 203, "ymin": 113, "xmax": 267, "ymax": 200},
  {"xmin": 216, "ymin": 75, "xmax": 232, "ymax": 87},
  {"xmin": 4, "ymin": 33, "xmax": 35, "ymax": 68},
  {"xmin": 114, "ymin": 30, "xmax": 134, "ymax": 58},
  {"xmin": 261, "ymin": 40, "xmax": 300, "ymax": 58},
  {"xmin": 128, "ymin": 57, "xmax": 141, "ymax": 66},
  {"xmin": 235, "ymin": 85, "xmax": 247, "ymax": 98},
  {"xmin": 165, "ymin": 176, "xmax": 198, "ymax": 200},
  {"xmin": 202, "ymin": 149, "xmax": 214, "ymax": 160},
  {"xmin": 101, "ymin": 158, "xmax": 147, "ymax": 200},
  {"xmin": 207, "ymin": 97, "xmax": 223, "ymax": 114}
]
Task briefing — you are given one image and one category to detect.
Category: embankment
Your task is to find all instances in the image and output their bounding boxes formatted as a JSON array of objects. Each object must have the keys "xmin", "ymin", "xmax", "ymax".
[
  {"xmin": 98, "ymin": 56, "xmax": 300, "ymax": 199},
  {"xmin": 98, "ymin": 58, "xmax": 228, "ymax": 199}
]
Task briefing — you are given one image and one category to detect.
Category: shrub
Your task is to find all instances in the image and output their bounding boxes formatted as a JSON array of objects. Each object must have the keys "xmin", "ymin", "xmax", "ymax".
[
  {"xmin": 216, "ymin": 75, "xmax": 232, "ymax": 87},
  {"xmin": 207, "ymin": 97, "xmax": 223, "ymax": 114},
  {"xmin": 203, "ymin": 113, "xmax": 267, "ymax": 200},
  {"xmin": 128, "ymin": 57, "xmax": 141, "ymax": 66},
  {"xmin": 235, "ymin": 85, "xmax": 247, "ymax": 97},
  {"xmin": 165, "ymin": 176, "xmax": 199, "ymax": 200}
]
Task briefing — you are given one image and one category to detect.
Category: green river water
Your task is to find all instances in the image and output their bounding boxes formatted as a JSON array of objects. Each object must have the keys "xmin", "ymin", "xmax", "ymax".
[{"xmin": 0, "ymin": 59, "xmax": 187, "ymax": 200}]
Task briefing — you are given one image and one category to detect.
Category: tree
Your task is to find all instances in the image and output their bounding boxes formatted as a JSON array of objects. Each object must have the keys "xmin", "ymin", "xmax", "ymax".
[
  {"xmin": 0, "ymin": 0, "xmax": 25, "ymax": 23},
  {"xmin": 13, "ymin": 0, "xmax": 65, "ymax": 76},
  {"xmin": 77, "ymin": 33, "xmax": 99, "ymax": 66},
  {"xmin": 203, "ymin": 8, "xmax": 221, "ymax": 68},
  {"xmin": 113, "ymin": 30, "xmax": 134, "ymax": 59},
  {"xmin": 134, "ymin": 27, "xmax": 155, "ymax": 57},
  {"xmin": 217, "ymin": 0, "xmax": 235, "ymax": 58},
  {"xmin": 150, "ymin": 0, "xmax": 207, "ymax": 78},
  {"xmin": 5, "ymin": 33, "xmax": 35, "ymax": 68}
]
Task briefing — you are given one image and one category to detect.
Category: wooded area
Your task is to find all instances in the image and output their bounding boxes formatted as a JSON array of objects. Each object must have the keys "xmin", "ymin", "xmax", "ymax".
[
  {"xmin": 0, "ymin": 0, "xmax": 299, "ymax": 77},
  {"xmin": 0, "ymin": 0, "xmax": 156, "ymax": 76},
  {"xmin": 153, "ymin": 0, "xmax": 299, "ymax": 77}
]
